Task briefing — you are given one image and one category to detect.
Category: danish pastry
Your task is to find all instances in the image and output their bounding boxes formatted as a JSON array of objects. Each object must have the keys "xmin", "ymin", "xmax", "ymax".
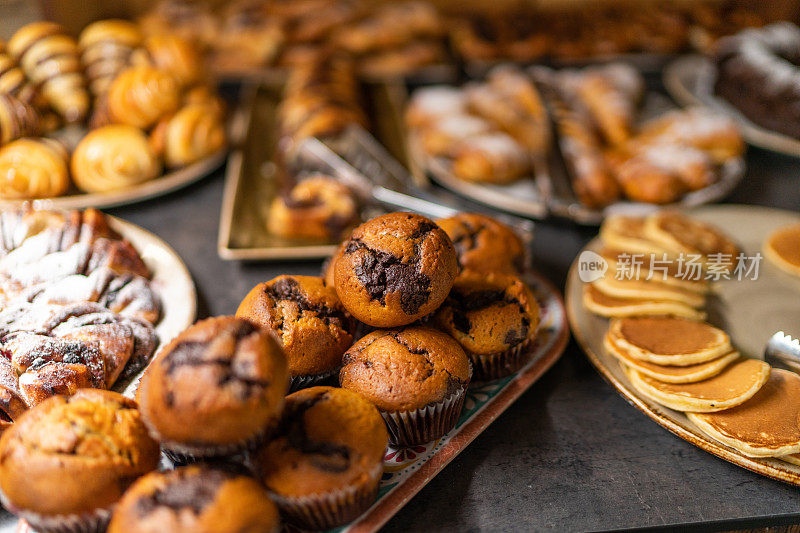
[
  {"xmin": 78, "ymin": 20, "xmax": 142, "ymax": 98},
  {"xmin": 209, "ymin": 1, "xmax": 283, "ymax": 70},
  {"xmin": 417, "ymin": 114, "xmax": 492, "ymax": 156},
  {"xmin": 405, "ymin": 86, "xmax": 467, "ymax": 129},
  {"xmin": 138, "ymin": 0, "xmax": 218, "ymax": 46},
  {"xmin": 7, "ymin": 22, "xmax": 89, "ymax": 123},
  {"xmin": 107, "ymin": 65, "xmax": 180, "ymax": 129},
  {"xmin": 71, "ymin": 125, "xmax": 161, "ymax": 193},
  {"xmin": 150, "ymin": 103, "xmax": 226, "ymax": 167},
  {"xmin": 133, "ymin": 34, "xmax": 204, "ymax": 87},
  {"xmin": 0, "ymin": 138, "xmax": 69, "ymax": 199},
  {"xmin": 450, "ymin": 132, "xmax": 529, "ymax": 184},
  {"xmin": 0, "ymin": 93, "xmax": 40, "ymax": 145}
]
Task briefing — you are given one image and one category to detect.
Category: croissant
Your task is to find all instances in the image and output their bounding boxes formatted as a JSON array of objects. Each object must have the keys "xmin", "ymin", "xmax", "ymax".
[
  {"xmin": 107, "ymin": 65, "xmax": 180, "ymax": 129},
  {"xmin": 7, "ymin": 22, "xmax": 89, "ymax": 123},
  {"xmin": 150, "ymin": 103, "xmax": 226, "ymax": 167},
  {"xmin": 79, "ymin": 19, "xmax": 143, "ymax": 98},
  {"xmin": 71, "ymin": 125, "xmax": 161, "ymax": 193},
  {"xmin": 132, "ymin": 33, "xmax": 204, "ymax": 87},
  {"xmin": 0, "ymin": 138, "xmax": 69, "ymax": 199},
  {"xmin": 0, "ymin": 53, "xmax": 36, "ymax": 104},
  {"xmin": 0, "ymin": 93, "xmax": 40, "ymax": 145}
]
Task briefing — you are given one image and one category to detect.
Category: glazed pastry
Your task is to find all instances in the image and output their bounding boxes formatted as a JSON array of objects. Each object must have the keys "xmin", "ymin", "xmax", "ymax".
[
  {"xmin": 450, "ymin": 132, "xmax": 530, "ymax": 184},
  {"xmin": 334, "ymin": 213, "xmax": 459, "ymax": 327},
  {"xmin": 71, "ymin": 125, "xmax": 161, "ymax": 193},
  {"xmin": 108, "ymin": 466, "xmax": 281, "ymax": 533},
  {"xmin": 436, "ymin": 213, "xmax": 526, "ymax": 274},
  {"xmin": 150, "ymin": 103, "xmax": 226, "ymax": 168},
  {"xmin": 107, "ymin": 65, "xmax": 180, "ymax": 129},
  {"xmin": 7, "ymin": 21, "xmax": 89, "ymax": 123},
  {"xmin": 417, "ymin": 114, "xmax": 493, "ymax": 156},
  {"xmin": 267, "ymin": 175, "xmax": 360, "ymax": 241},
  {"xmin": 78, "ymin": 19, "xmax": 142, "ymax": 98},
  {"xmin": 0, "ymin": 138, "xmax": 69, "ymax": 199},
  {"xmin": 236, "ymin": 275, "xmax": 355, "ymax": 389},
  {"xmin": 134, "ymin": 34, "xmax": 204, "ymax": 87},
  {"xmin": 0, "ymin": 93, "xmax": 39, "ymax": 145},
  {"xmin": 183, "ymin": 84, "xmax": 226, "ymax": 117}
]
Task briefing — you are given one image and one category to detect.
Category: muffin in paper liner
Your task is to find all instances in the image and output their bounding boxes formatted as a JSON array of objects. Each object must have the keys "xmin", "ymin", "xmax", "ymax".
[
  {"xmin": 3, "ymin": 497, "xmax": 111, "ymax": 533},
  {"xmin": 289, "ymin": 368, "xmax": 340, "ymax": 393},
  {"xmin": 159, "ymin": 421, "xmax": 273, "ymax": 464},
  {"xmin": 469, "ymin": 336, "xmax": 534, "ymax": 382},
  {"xmin": 381, "ymin": 364, "xmax": 472, "ymax": 447},
  {"xmin": 269, "ymin": 462, "xmax": 383, "ymax": 530}
]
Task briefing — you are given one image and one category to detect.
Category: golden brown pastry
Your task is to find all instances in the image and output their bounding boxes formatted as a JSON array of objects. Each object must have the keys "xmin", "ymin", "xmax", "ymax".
[
  {"xmin": 0, "ymin": 93, "xmax": 39, "ymax": 145},
  {"xmin": 183, "ymin": 85, "xmax": 226, "ymax": 117},
  {"xmin": 133, "ymin": 34, "xmax": 204, "ymax": 88},
  {"xmin": 607, "ymin": 152, "xmax": 688, "ymax": 205},
  {"xmin": 357, "ymin": 41, "xmax": 445, "ymax": 79},
  {"xmin": 138, "ymin": 0, "xmax": 218, "ymax": 46},
  {"xmin": 78, "ymin": 20, "xmax": 142, "ymax": 98},
  {"xmin": 0, "ymin": 52, "xmax": 36, "ymax": 104},
  {"xmin": 107, "ymin": 65, "xmax": 180, "ymax": 129},
  {"xmin": 150, "ymin": 103, "xmax": 226, "ymax": 168},
  {"xmin": 7, "ymin": 22, "xmax": 89, "ymax": 123},
  {"xmin": 417, "ymin": 114, "xmax": 492, "ymax": 156},
  {"xmin": 334, "ymin": 1, "xmax": 442, "ymax": 55},
  {"xmin": 0, "ymin": 138, "xmax": 69, "ymax": 199},
  {"xmin": 450, "ymin": 132, "xmax": 530, "ymax": 184},
  {"xmin": 71, "ymin": 125, "xmax": 161, "ymax": 193},
  {"xmin": 405, "ymin": 85, "xmax": 467, "ymax": 129},
  {"xmin": 209, "ymin": 2, "xmax": 283, "ymax": 71}
]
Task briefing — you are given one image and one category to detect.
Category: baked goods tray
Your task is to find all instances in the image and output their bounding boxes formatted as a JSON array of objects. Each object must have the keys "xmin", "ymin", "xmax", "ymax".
[
  {"xmin": 390, "ymin": 79, "xmax": 746, "ymax": 225},
  {"xmin": 566, "ymin": 204, "xmax": 800, "ymax": 486},
  {"xmin": 664, "ymin": 55, "xmax": 800, "ymax": 157}
]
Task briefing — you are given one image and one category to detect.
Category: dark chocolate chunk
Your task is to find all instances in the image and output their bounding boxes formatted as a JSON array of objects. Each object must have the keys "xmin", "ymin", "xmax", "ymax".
[{"xmin": 135, "ymin": 469, "xmax": 228, "ymax": 516}]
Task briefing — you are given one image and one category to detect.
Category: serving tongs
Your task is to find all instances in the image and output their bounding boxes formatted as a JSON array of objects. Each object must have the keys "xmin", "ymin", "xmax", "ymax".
[
  {"xmin": 764, "ymin": 331, "xmax": 800, "ymax": 373},
  {"xmin": 296, "ymin": 127, "xmax": 535, "ymax": 242}
]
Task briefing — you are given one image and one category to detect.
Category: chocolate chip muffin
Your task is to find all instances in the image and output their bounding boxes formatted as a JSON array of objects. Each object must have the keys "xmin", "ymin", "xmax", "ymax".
[
  {"xmin": 339, "ymin": 325, "xmax": 472, "ymax": 446},
  {"xmin": 255, "ymin": 386, "xmax": 387, "ymax": 531},
  {"xmin": 108, "ymin": 465, "xmax": 280, "ymax": 533},
  {"xmin": 322, "ymin": 241, "xmax": 346, "ymax": 287},
  {"xmin": 236, "ymin": 275, "xmax": 355, "ymax": 391},
  {"xmin": 136, "ymin": 317, "xmax": 289, "ymax": 460},
  {"xmin": 0, "ymin": 389, "xmax": 159, "ymax": 533},
  {"xmin": 334, "ymin": 213, "xmax": 459, "ymax": 327},
  {"xmin": 436, "ymin": 212, "xmax": 527, "ymax": 274},
  {"xmin": 434, "ymin": 270, "xmax": 540, "ymax": 380}
]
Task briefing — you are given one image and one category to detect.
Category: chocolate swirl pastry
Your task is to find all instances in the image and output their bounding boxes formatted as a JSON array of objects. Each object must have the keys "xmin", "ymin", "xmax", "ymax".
[
  {"xmin": 107, "ymin": 465, "xmax": 280, "ymax": 533},
  {"xmin": 7, "ymin": 21, "xmax": 89, "ymax": 123},
  {"xmin": 78, "ymin": 19, "xmax": 143, "ymax": 98},
  {"xmin": 0, "ymin": 93, "xmax": 40, "ymax": 145},
  {"xmin": 334, "ymin": 213, "xmax": 458, "ymax": 328},
  {"xmin": 237, "ymin": 275, "xmax": 355, "ymax": 388},
  {"xmin": 0, "ymin": 52, "xmax": 36, "ymax": 104}
]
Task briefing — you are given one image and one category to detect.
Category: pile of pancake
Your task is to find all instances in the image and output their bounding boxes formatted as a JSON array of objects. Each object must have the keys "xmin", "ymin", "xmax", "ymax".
[
  {"xmin": 583, "ymin": 211, "xmax": 800, "ymax": 463},
  {"xmin": 764, "ymin": 222, "xmax": 800, "ymax": 279}
]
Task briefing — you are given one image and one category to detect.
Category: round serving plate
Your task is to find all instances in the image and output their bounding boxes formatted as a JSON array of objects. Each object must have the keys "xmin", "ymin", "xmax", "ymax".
[
  {"xmin": 0, "ymin": 149, "xmax": 226, "ymax": 211},
  {"xmin": 566, "ymin": 204, "xmax": 800, "ymax": 486},
  {"xmin": 664, "ymin": 54, "xmax": 800, "ymax": 157}
]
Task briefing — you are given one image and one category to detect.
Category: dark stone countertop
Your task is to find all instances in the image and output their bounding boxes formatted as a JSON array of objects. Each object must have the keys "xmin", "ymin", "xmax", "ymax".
[{"xmin": 107, "ymin": 146, "xmax": 800, "ymax": 532}]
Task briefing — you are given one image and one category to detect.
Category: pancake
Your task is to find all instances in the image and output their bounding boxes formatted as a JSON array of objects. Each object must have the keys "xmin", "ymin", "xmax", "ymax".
[
  {"xmin": 591, "ymin": 277, "xmax": 705, "ymax": 308},
  {"xmin": 604, "ymin": 333, "xmax": 740, "ymax": 384},
  {"xmin": 779, "ymin": 454, "xmax": 800, "ymax": 467},
  {"xmin": 609, "ymin": 317, "xmax": 731, "ymax": 366},
  {"xmin": 599, "ymin": 215, "xmax": 670, "ymax": 256},
  {"xmin": 688, "ymin": 369, "xmax": 800, "ymax": 457},
  {"xmin": 582, "ymin": 284, "xmax": 706, "ymax": 320},
  {"xmin": 643, "ymin": 211, "xmax": 739, "ymax": 266},
  {"xmin": 764, "ymin": 223, "xmax": 800, "ymax": 278},
  {"xmin": 600, "ymin": 247, "xmax": 709, "ymax": 294},
  {"xmin": 625, "ymin": 358, "xmax": 771, "ymax": 412}
]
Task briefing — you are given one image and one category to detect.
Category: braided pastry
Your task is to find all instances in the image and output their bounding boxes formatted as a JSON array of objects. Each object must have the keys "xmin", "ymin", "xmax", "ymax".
[
  {"xmin": 133, "ymin": 34, "xmax": 204, "ymax": 87},
  {"xmin": 150, "ymin": 103, "xmax": 226, "ymax": 168},
  {"xmin": 107, "ymin": 65, "xmax": 180, "ymax": 129},
  {"xmin": 0, "ymin": 138, "xmax": 69, "ymax": 199},
  {"xmin": 7, "ymin": 22, "xmax": 89, "ymax": 123},
  {"xmin": 71, "ymin": 125, "xmax": 160, "ymax": 193},
  {"xmin": 78, "ymin": 19, "xmax": 142, "ymax": 98},
  {"xmin": 0, "ymin": 93, "xmax": 40, "ymax": 145}
]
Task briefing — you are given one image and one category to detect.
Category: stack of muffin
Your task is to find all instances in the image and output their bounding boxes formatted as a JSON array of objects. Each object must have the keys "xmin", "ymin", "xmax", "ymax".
[{"xmin": 0, "ymin": 19, "xmax": 226, "ymax": 200}]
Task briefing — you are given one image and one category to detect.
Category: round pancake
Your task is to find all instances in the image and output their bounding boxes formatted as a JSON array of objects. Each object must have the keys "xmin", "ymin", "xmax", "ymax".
[
  {"xmin": 609, "ymin": 317, "xmax": 731, "ymax": 366},
  {"xmin": 582, "ymin": 284, "xmax": 706, "ymax": 320},
  {"xmin": 599, "ymin": 215, "xmax": 670, "ymax": 256},
  {"xmin": 625, "ymin": 358, "xmax": 771, "ymax": 412},
  {"xmin": 779, "ymin": 454, "xmax": 800, "ymax": 467},
  {"xmin": 592, "ymin": 277, "xmax": 705, "ymax": 308},
  {"xmin": 600, "ymin": 247, "xmax": 709, "ymax": 294},
  {"xmin": 687, "ymin": 369, "xmax": 800, "ymax": 457},
  {"xmin": 764, "ymin": 223, "xmax": 800, "ymax": 278},
  {"xmin": 643, "ymin": 211, "xmax": 739, "ymax": 265},
  {"xmin": 604, "ymin": 333, "xmax": 739, "ymax": 384}
]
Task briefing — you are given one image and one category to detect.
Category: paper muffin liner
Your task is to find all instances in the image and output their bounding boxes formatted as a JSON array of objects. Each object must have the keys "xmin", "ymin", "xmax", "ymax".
[
  {"xmin": 380, "ymin": 365, "xmax": 472, "ymax": 447},
  {"xmin": 269, "ymin": 462, "xmax": 383, "ymax": 530},
  {"xmin": 1, "ymin": 495, "xmax": 111, "ymax": 533},
  {"xmin": 289, "ymin": 368, "xmax": 340, "ymax": 393},
  {"xmin": 469, "ymin": 337, "xmax": 533, "ymax": 382},
  {"xmin": 160, "ymin": 421, "xmax": 273, "ymax": 465}
]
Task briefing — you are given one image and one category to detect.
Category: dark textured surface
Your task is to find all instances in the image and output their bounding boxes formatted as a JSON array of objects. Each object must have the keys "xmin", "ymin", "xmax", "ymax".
[{"xmin": 103, "ymin": 143, "xmax": 800, "ymax": 531}]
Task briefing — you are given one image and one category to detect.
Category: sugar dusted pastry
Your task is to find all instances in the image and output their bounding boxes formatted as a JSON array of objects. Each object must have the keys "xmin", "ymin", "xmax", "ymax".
[
  {"xmin": 0, "ymin": 138, "xmax": 69, "ymax": 199},
  {"xmin": 71, "ymin": 125, "xmax": 161, "ymax": 193},
  {"xmin": 7, "ymin": 22, "xmax": 89, "ymax": 123},
  {"xmin": 450, "ymin": 132, "xmax": 529, "ymax": 184},
  {"xmin": 0, "ymin": 93, "xmax": 39, "ymax": 145},
  {"xmin": 78, "ymin": 20, "xmax": 142, "ymax": 98},
  {"xmin": 107, "ymin": 65, "xmax": 180, "ymax": 129},
  {"xmin": 418, "ymin": 114, "xmax": 492, "ymax": 156},
  {"xmin": 405, "ymin": 85, "xmax": 467, "ymax": 129},
  {"xmin": 150, "ymin": 103, "xmax": 226, "ymax": 167}
]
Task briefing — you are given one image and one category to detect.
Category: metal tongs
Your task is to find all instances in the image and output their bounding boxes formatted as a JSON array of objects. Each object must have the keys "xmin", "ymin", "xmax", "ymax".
[{"xmin": 764, "ymin": 331, "xmax": 800, "ymax": 373}]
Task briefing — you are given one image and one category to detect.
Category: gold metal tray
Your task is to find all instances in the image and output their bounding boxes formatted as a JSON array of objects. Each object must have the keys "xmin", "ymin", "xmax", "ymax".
[{"xmin": 566, "ymin": 204, "xmax": 800, "ymax": 486}]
